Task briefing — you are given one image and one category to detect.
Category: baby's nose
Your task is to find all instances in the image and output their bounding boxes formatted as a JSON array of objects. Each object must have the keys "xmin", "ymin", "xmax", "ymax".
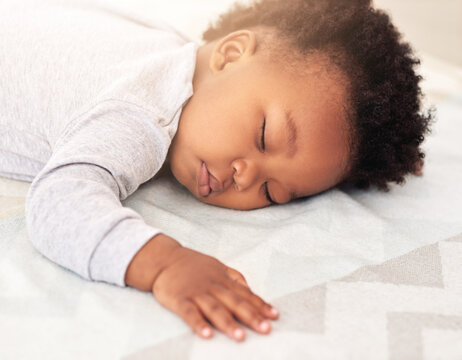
[{"xmin": 232, "ymin": 159, "xmax": 259, "ymax": 191}]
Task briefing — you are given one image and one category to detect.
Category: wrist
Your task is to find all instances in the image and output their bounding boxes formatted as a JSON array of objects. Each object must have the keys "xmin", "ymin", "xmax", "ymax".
[{"xmin": 124, "ymin": 233, "xmax": 182, "ymax": 291}]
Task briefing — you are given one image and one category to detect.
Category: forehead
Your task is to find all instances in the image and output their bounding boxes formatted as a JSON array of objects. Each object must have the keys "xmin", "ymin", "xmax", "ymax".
[
  {"xmin": 256, "ymin": 56, "xmax": 352, "ymax": 195},
  {"xmin": 261, "ymin": 50, "xmax": 348, "ymax": 99},
  {"xmin": 255, "ymin": 52, "xmax": 350, "ymax": 136}
]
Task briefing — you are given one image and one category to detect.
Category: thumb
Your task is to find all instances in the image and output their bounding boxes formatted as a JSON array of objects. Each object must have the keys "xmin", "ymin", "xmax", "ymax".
[{"xmin": 226, "ymin": 267, "xmax": 250, "ymax": 288}]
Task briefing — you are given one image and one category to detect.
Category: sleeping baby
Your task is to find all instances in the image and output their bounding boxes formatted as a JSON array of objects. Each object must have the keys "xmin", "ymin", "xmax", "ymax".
[{"xmin": 0, "ymin": 0, "xmax": 433, "ymax": 341}]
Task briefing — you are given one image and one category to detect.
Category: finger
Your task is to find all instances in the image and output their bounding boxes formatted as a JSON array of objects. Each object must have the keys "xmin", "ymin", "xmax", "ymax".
[
  {"xmin": 175, "ymin": 299, "xmax": 214, "ymax": 339},
  {"xmin": 226, "ymin": 267, "xmax": 250, "ymax": 288},
  {"xmin": 212, "ymin": 284, "xmax": 271, "ymax": 334},
  {"xmin": 193, "ymin": 293, "xmax": 246, "ymax": 342},
  {"xmin": 227, "ymin": 281, "xmax": 279, "ymax": 320}
]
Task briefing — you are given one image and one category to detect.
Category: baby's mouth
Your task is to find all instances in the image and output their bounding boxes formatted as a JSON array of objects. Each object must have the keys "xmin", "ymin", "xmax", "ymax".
[{"xmin": 197, "ymin": 161, "xmax": 211, "ymax": 196}]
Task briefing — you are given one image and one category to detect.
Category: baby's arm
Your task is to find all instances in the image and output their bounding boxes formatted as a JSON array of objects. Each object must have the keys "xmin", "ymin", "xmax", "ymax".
[
  {"xmin": 25, "ymin": 101, "xmax": 166, "ymax": 285},
  {"xmin": 125, "ymin": 233, "xmax": 279, "ymax": 341},
  {"xmin": 25, "ymin": 101, "xmax": 278, "ymax": 340}
]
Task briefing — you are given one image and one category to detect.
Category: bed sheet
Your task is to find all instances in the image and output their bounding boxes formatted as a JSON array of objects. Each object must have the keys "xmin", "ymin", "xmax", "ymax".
[{"xmin": 1, "ymin": 46, "xmax": 462, "ymax": 360}]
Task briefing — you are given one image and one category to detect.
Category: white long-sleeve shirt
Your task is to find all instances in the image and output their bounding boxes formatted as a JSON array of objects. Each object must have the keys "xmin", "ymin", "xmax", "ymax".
[{"xmin": 0, "ymin": 0, "xmax": 198, "ymax": 286}]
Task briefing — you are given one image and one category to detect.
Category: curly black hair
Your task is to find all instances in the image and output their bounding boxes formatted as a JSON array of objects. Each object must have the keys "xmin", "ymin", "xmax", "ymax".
[{"xmin": 202, "ymin": 0, "xmax": 435, "ymax": 191}]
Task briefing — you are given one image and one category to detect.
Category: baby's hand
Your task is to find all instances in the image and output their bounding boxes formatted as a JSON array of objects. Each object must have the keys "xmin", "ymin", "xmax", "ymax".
[{"xmin": 152, "ymin": 246, "xmax": 279, "ymax": 341}]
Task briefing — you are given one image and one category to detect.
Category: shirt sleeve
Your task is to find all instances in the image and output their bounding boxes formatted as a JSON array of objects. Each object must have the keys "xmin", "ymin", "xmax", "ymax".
[{"xmin": 25, "ymin": 100, "xmax": 173, "ymax": 287}]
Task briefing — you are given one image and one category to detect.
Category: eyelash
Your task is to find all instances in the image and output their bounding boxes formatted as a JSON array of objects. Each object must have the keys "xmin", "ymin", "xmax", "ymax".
[
  {"xmin": 260, "ymin": 117, "xmax": 276, "ymax": 204},
  {"xmin": 264, "ymin": 182, "xmax": 276, "ymax": 205},
  {"xmin": 260, "ymin": 117, "xmax": 266, "ymax": 152}
]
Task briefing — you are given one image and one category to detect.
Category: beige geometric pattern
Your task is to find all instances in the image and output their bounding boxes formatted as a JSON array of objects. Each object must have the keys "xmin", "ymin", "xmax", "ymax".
[
  {"xmin": 123, "ymin": 234, "xmax": 462, "ymax": 360},
  {"xmin": 387, "ymin": 312, "xmax": 462, "ymax": 360},
  {"xmin": 341, "ymin": 243, "xmax": 444, "ymax": 287},
  {"xmin": 123, "ymin": 334, "xmax": 194, "ymax": 360},
  {"xmin": 273, "ymin": 233, "xmax": 462, "ymax": 360}
]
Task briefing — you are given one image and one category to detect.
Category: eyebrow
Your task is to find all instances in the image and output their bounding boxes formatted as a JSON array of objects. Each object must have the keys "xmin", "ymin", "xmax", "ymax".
[
  {"xmin": 287, "ymin": 112, "xmax": 298, "ymax": 200},
  {"xmin": 285, "ymin": 111, "xmax": 298, "ymax": 158},
  {"xmin": 280, "ymin": 111, "xmax": 299, "ymax": 203}
]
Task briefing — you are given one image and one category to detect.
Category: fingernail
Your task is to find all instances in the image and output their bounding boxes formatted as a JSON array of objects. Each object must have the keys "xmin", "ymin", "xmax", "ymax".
[
  {"xmin": 234, "ymin": 328, "xmax": 244, "ymax": 340},
  {"xmin": 270, "ymin": 307, "xmax": 279, "ymax": 316},
  {"xmin": 201, "ymin": 327, "xmax": 212, "ymax": 337},
  {"xmin": 259, "ymin": 321, "xmax": 270, "ymax": 332}
]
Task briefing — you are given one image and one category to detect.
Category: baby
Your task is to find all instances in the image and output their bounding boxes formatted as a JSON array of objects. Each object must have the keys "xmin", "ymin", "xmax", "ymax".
[{"xmin": 0, "ymin": 0, "xmax": 432, "ymax": 342}]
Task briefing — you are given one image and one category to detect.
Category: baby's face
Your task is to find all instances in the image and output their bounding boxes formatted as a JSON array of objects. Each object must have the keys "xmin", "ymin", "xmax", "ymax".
[{"xmin": 168, "ymin": 31, "xmax": 350, "ymax": 210}]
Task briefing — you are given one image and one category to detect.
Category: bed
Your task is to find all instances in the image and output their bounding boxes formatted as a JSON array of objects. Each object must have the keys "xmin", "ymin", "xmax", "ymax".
[{"xmin": 1, "ymin": 1, "xmax": 462, "ymax": 359}]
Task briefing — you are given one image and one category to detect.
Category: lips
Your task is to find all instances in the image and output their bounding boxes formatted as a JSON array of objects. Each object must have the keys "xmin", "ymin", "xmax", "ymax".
[
  {"xmin": 198, "ymin": 162, "xmax": 211, "ymax": 196},
  {"xmin": 197, "ymin": 162, "xmax": 224, "ymax": 197}
]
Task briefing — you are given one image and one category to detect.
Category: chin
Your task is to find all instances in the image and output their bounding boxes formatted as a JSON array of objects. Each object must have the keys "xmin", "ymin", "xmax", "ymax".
[{"xmin": 169, "ymin": 163, "xmax": 187, "ymax": 188}]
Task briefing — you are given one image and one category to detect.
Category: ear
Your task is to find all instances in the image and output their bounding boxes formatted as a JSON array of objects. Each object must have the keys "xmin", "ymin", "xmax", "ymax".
[{"xmin": 209, "ymin": 30, "xmax": 257, "ymax": 74}]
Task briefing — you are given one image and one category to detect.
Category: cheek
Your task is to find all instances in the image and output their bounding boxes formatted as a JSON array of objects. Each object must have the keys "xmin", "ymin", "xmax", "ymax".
[{"xmin": 168, "ymin": 135, "xmax": 195, "ymax": 190}]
